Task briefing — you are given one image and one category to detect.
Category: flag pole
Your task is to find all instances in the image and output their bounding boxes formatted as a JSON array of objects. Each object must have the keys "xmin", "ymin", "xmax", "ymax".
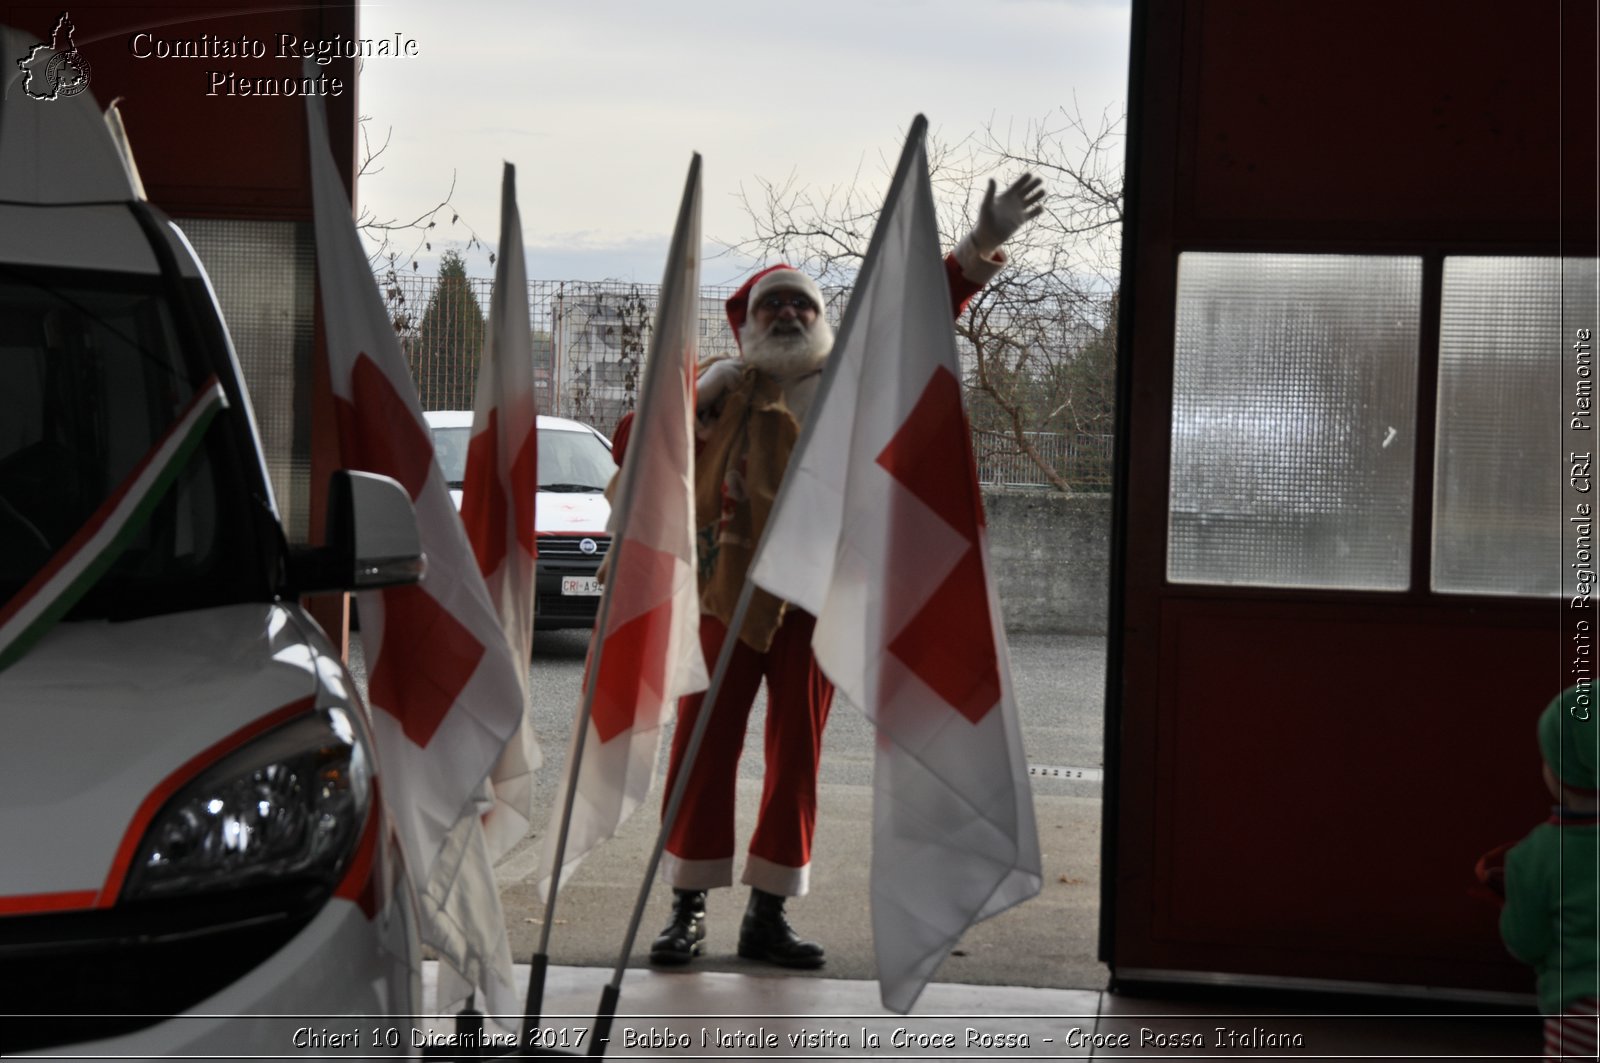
[
  {"xmin": 745, "ymin": 113, "xmax": 927, "ymax": 579},
  {"xmin": 588, "ymin": 574, "xmax": 759, "ymax": 1056},
  {"xmin": 517, "ymin": 551, "xmax": 621, "ymax": 1048},
  {"xmin": 588, "ymin": 116, "xmax": 929, "ymax": 1055},
  {"xmin": 519, "ymin": 154, "xmax": 702, "ymax": 1057}
]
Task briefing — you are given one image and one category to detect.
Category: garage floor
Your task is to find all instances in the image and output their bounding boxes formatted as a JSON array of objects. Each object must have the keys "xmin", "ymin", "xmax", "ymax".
[{"xmin": 422, "ymin": 960, "xmax": 1545, "ymax": 1060}]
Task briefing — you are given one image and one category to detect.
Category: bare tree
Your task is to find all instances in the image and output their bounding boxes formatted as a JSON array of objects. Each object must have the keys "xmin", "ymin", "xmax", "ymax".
[
  {"xmin": 354, "ymin": 116, "xmax": 493, "ymax": 335},
  {"xmin": 979, "ymin": 101, "xmax": 1124, "ymax": 285},
  {"xmin": 722, "ymin": 105, "xmax": 1123, "ymax": 491}
]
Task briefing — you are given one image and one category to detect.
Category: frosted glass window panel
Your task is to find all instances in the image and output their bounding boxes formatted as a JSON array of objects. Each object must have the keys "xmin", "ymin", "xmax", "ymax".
[
  {"xmin": 1433, "ymin": 257, "xmax": 1598, "ymax": 596},
  {"xmin": 1168, "ymin": 253, "xmax": 1422, "ymax": 589},
  {"xmin": 178, "ymin": 219, "xmax": 315, "ymax": 544}
]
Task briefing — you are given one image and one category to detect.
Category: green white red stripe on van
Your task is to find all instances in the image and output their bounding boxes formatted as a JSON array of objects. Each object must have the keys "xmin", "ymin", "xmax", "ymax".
[{"xmin": 0, "ymin": 378, "xmax": 228, "ymax": 672}]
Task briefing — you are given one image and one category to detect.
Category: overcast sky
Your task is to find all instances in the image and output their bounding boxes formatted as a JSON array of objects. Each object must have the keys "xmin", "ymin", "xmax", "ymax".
[{"xmin": 355, "ymin": 0, "xmax": 1131, "ymax": 286}]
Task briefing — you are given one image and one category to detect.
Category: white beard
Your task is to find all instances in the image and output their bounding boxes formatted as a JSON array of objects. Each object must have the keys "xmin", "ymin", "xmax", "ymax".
[
  {"xmin": 738, "ymin": 317, "xmax": 835, "ymax": 426},
  {"xmin": 740, "ymin": 316, "xmax": 834, "ymax": 380}
]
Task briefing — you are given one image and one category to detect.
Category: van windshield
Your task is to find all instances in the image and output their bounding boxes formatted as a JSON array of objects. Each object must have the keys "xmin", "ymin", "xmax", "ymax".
[
  {"xmin": 431, "ymin": 425, "xmax": 469, "ymax": 487},
  {"xmin": 0, "ymin": 269, "xmax": 267, "ymax": 620},
  {"xmin": 538, "ymin": 428, "xmax": 615, "ymax": 492},
  {"xmin": 428, "ymin": 423, "xmax": 616, "ymax": 492}
]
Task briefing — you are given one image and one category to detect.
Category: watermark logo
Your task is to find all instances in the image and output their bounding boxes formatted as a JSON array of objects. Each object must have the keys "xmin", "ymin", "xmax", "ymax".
[{"xmin": 17, "ymin": 12, "xmax": 92, "ymax": 101}]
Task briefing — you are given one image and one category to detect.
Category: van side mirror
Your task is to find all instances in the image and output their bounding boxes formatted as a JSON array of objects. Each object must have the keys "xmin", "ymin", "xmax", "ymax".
[{"xmin": 288, "ymin": 471, "xmax": 425, "ymax": 593}]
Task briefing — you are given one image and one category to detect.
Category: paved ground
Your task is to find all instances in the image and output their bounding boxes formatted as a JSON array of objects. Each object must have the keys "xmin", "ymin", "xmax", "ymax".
[
  {"xmin": 418, "ymin": 962, "xmax": 1544, "ymax": 1060},
  {"xmin": 351, "ymin": 627, "xmax": 1110, "ymax": 993}
]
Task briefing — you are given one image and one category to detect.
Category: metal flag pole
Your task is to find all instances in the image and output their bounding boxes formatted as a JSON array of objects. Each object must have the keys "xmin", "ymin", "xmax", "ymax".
[
  {"xmin": 582, "ymin": 116, "xmax": 931, "ymax": 1059},
  {"xmin": 515, "ymin": 538, "xmax": 625, "ymax": 1051},
  {"xmin": 515, "ymin": 153, "xmax": 703, "ymax": 1058},
  {"xmin": 584, "ymin": 574, "xmax": 759, "ymax": 1056}
]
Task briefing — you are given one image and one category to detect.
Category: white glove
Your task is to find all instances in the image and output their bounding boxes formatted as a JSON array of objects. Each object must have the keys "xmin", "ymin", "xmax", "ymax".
[
  {"xmin": 697, "ymin": 358, "xmax": 742, "ymax": 413},
  {"xmin": 971, "ymin": 172, "xmax": 1045, "ymax": 257}
]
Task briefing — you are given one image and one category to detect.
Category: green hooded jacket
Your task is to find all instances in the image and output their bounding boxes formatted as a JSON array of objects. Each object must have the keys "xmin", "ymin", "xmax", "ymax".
[{"xmin": 1500, "ymin": 813, "xmax": 1599, "ymax": 1014}]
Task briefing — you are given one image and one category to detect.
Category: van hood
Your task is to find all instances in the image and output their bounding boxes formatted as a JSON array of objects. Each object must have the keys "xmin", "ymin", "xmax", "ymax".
[
  {"xmin": 0, "ymin": 603, "xmax": 340, "ymax": 907},
  {"xmin": 537, "ymin": 491, "xmax": 611, "ymax": 535}
]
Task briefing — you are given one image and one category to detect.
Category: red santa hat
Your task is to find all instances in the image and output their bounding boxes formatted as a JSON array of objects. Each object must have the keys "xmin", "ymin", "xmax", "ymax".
[{"xmin": 725, "ymin": 264, "xmax": 826, "ymax": 352}]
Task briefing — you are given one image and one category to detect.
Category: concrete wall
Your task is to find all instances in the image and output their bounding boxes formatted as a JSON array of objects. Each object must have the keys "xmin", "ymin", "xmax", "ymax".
[{"xmin": 982, "ymin": 488, "xmax": 1110, "ymax": 635}]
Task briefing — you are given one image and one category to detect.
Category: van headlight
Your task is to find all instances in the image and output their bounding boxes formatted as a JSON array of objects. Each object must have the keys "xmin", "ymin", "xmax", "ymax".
[{"xmin": 122, "ymin": 707, "xmax": 371, "ymax": 900}]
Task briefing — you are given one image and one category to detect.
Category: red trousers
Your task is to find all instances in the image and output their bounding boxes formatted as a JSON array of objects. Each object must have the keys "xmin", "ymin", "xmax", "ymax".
[{"xmin": 659, "ymin": 610, "xmax": 833, "ymax": 896}]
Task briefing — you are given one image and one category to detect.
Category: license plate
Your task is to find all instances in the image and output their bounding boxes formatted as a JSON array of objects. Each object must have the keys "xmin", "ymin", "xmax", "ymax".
[{"xmin": 561, "ymin": 576, "xmax": 602, "ymax": 596}]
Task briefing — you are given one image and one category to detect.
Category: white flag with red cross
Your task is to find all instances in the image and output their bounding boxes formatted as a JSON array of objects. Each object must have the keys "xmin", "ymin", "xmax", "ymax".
[
  {"xmin": 461, "ymin": 163, "xmax": 541, "ymax": 863},
  {"xmin": 749, "ymin": 117, "xmax": 1040, "ymax": 1015},
  {"xmin": 537, "ymin": 155, "xmax": 707, "ymax": 899},
  {"xmin": 305, "ymin": 91, "xmax": 523, "ymax": 1024}
]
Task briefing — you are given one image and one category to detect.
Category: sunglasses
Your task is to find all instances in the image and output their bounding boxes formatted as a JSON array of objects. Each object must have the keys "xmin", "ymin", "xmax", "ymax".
[{"xmin": 757, "ymin": 293, "xmax": 818, "ymax": 313}]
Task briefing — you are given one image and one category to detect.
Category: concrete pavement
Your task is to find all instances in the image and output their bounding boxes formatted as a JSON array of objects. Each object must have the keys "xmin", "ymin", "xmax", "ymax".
[{"xmin": 350, "ymin": 629, "xmax": 1111, "ymax": 995}]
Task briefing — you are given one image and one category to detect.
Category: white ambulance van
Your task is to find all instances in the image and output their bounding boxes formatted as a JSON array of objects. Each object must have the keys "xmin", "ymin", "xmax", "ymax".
[
  {"xmin": 0, "ymin": 27, "xmax": 422, "ymax": 1057},
  {"xmin": 424, "ymin": 410, "xmax": 615, "ymax": 629}
]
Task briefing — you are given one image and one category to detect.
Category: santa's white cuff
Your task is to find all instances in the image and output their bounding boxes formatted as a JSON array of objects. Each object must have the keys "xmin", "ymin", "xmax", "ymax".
[
  {"xmin": 741, "ymin": 854, "xmax": 810, "ymax": 897},
  {"xmin": 955, "ymin": 232, "xmax": 1007, "ymax": 286},
  {"xmin": 660, "ymin": 853, "xmax": 734, "ymax": 891},
  {"xmin": 696, "ymin": 357, "xmax": 742, "ymax": 413}
]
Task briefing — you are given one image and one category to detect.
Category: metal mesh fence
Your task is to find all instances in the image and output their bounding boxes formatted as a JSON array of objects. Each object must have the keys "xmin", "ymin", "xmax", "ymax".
[
  {"xmin": 973, "ymin": 429, "xmax": 1114, "ymax": 489},
  {"xmin": 381, "ymin": 274, "xmax": 1112, "ymax": 490}
]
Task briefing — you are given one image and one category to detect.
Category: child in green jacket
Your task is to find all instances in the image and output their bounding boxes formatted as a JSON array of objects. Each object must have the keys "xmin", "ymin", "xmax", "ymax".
[{"xmin": 1501, "ymin": 684, "xmax": 1599, "ymax": 1058}]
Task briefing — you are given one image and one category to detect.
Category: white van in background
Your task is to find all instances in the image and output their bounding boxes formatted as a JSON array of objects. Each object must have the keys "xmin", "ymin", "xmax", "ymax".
[{"xmin": 424, "ymin": 411, "xmax": 617, "ymax": 628}]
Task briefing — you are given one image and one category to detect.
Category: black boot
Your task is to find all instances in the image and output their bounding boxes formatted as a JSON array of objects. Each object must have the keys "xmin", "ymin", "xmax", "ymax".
[
  {"xmin": 737, "ymin": 888, "xmax": 825, "ymax": 969},
  {"xmin": 648, "ymin": 889, "xmax": 707, "ymax": 966}
]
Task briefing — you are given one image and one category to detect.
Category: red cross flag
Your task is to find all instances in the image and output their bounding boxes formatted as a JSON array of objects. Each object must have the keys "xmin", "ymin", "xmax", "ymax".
[
  {"xmin": 306, "ymin": 92, "xmax": 524, "ymax": 1023},
  {"xmin": 749, "ymin": 117, "xmax": 1041, "ymax": 1014},
  {"xmin": 538, "ymin": 156, "xmax": 707, "ymax": 899},
  {"xmin": 461, "ymin": 163, "xmax": 540, "ymax": 864}
]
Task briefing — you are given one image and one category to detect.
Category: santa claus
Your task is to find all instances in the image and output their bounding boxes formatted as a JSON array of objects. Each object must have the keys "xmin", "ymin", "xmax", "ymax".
[{"xmin": 614, "ymin": 173, "xmax": 1045, "ymax": 968}]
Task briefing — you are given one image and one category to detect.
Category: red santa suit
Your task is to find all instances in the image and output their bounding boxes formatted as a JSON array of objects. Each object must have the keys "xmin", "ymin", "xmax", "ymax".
[{"xmin": 613, "ymin": 247, "xmax": 1001, "ymax": 897}]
